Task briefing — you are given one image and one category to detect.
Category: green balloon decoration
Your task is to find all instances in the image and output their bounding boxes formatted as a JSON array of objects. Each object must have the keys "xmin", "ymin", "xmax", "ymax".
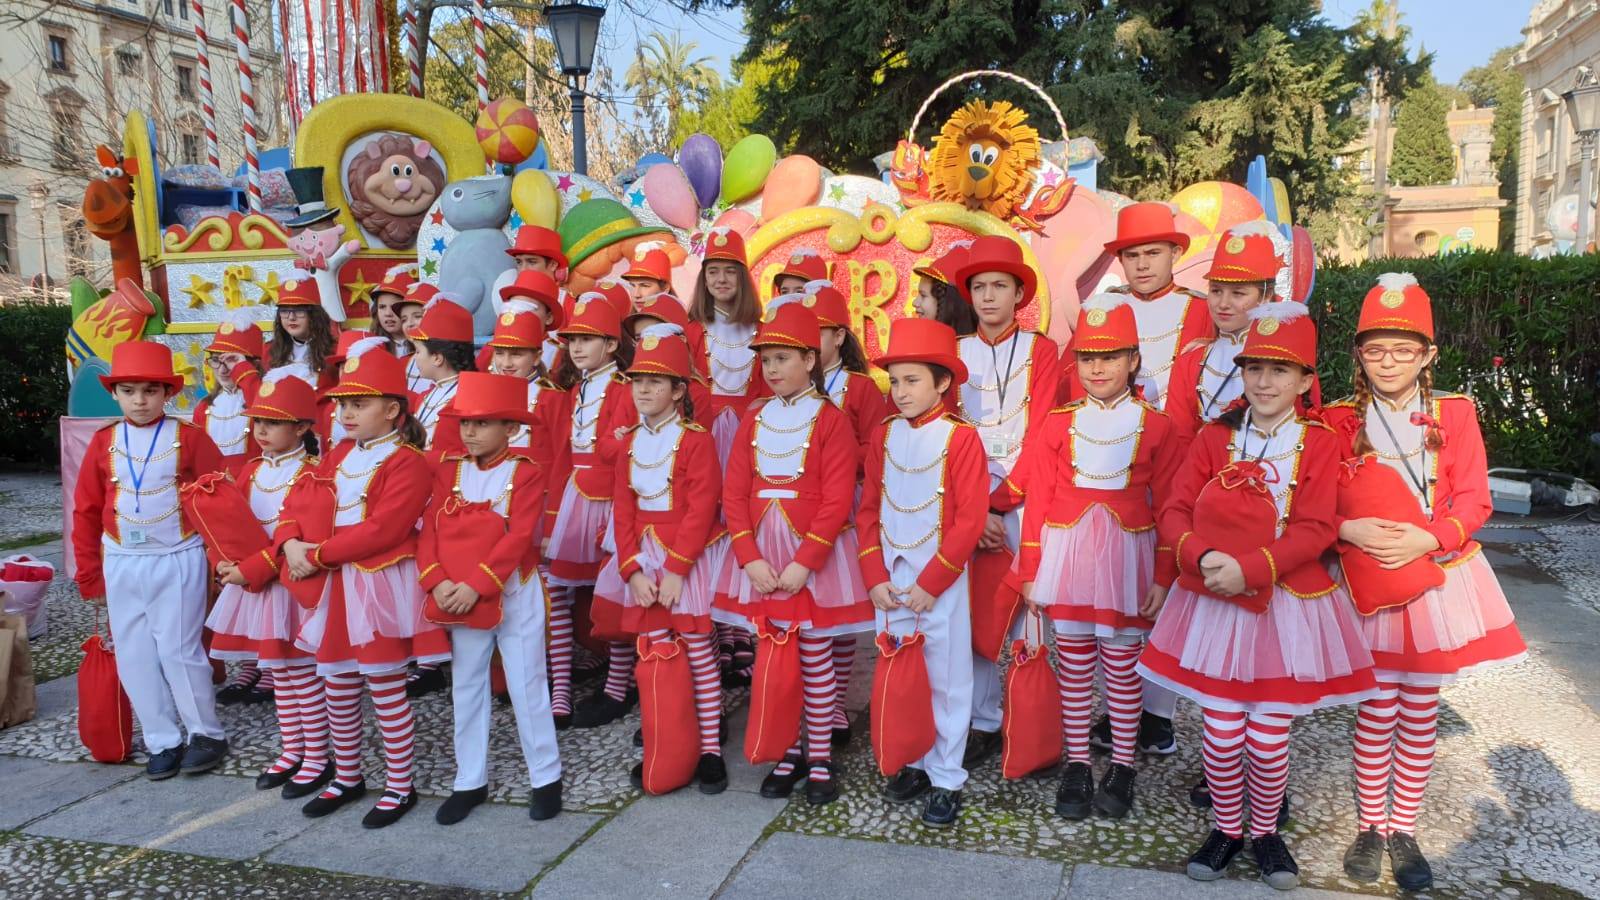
[{"xmin": 720, "ymin": 134, "xmax": 777, "ymax": 205}]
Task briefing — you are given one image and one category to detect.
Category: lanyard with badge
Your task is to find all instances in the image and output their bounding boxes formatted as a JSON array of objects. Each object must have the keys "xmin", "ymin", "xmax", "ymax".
[
  {"xmin": 1372, "ymin": 400, "xmax": 1430, "ymax": 507},
  {"xmin": 984, "ymin": 329, "xmax": 1022, "ymax": 459},
  {"xmin": 121, "ymin": 417, "xmax": 167, "ymax": 545}
]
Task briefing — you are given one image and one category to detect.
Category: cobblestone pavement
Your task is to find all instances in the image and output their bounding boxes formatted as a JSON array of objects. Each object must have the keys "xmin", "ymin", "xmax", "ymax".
[
  {"xmin": 3, "ymin": 472, "xmax": 1597, "ymax": 898},
  {"xmin": 0, "ymin": 471, "xmax": 64, "ymax": 547}
]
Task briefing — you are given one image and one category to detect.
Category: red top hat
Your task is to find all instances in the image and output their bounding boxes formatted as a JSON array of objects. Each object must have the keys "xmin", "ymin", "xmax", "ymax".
[
  {"xmin": 401, "ymin": 281, "xmax": 439, "ymax": 308},
  {"xmin": 701, "ymin": 227, "xmax": 748, "ymax": 266},
  {"xmin": 100, "ymin": 340, "xmax": 184, "ymax": 392},
  {"xmin": 775, "ymin": 249, "xmax": 829, "ymax": 287},
  {"xmin": 488, "ymin": 300, "xmax": 549, "ymax": 350},
  {"xmin": 622, "ymin": 243, "xmax": 673, "ymax": 283},
  {"xmin": 1206, "ymin": 221, "xmax": 1282, "ymax": 284},
  {"xmin": 506, "ymin": 225, "xmax": 569, "ymax": 269},
  {"xmin": 954, "ymin": 235, "xmax": 1038, "ymax": 309},
  {"xmin": 588, "ymin": 280, "xmax": 635, "ymax": 321},
  {"xmin": 1068, "ymin": 293, "xmax": 1139, "ymax": 353},
  {"xmin": 326, "ymin": 329, "xmax": 373, "ymax": 366},
  {"xmin": 1236, "ymin": 301, "xmax": 1317, "ymax": 371},
  {"xmin": 1357, "ymin": 273, "xmax": 1434, "ymax": 341},
  {"xmin": 244, "ymin": 370, "xmax": 319, "ymax": 421},
  {"xmin": 323, "ymin": 337, "xmax": 410, "ymax": 400},
  {"xmin": 1103, "ymin": 201, "xmax": 1191, "ymax": 255},
  {"xmin": 628, "ymin": 324, "xmax": 695, "ymax": 381},
  {"xmin": 374, "ymin": 266, "xmax": 418, "ymax": 300},
  {"xmin": 206, "ymin": 311, "xmax": 265, "ymax": 358},
  {"xmin": 440, "ymin": 371, "xmax": 539, "ymax": 426},
  {"xmin": 800, "ymin": 283, "xmax": 851, "ymax": 330},
  {"xmin": 277, "ymin": 275, "xmax": 322, "ymax": 308},
  {"xmin": 406, "ymin": 297, "xmax": 475, "ymax": 344},
  {"xmin": 913, "ymin": 242, "xmax": 972, "ymax": 287},
  {"xmin": 557, "ymin": 295, "xmax": 623, "ymax": 340},
  {"xmin": 873, "ymin": 318, "xmax": 968, "ymax": 385},
  {"xmin": 752, "ymin": 297, "xmax": 822, "ymax": 351},
  {"xmin": 499, "ymin": 270, "xmax": 565, "ymax": 330},
  {"xmin": 624, "ymin": 292, "xmax": 691, "ymax": 333}
]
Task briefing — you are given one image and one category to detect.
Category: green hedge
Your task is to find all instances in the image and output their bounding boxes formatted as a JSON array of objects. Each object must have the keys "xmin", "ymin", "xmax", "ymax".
[
  {"xmin": 1312, "ymin": 251, "xmax": 1600, "ymax": 480},
  {"xmin": 0, "ymin": 302, "xmax": 71, "ymax": 467}
]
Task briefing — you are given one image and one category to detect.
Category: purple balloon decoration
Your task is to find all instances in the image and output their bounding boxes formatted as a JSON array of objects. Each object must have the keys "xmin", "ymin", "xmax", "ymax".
[{"xmin": 679, "ymin": 133, "xmax": 723, "ymax": 211}]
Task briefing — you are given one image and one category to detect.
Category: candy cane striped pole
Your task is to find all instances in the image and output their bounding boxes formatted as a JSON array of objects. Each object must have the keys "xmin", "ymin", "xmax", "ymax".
[
  {"xmin": 401, "ymin": 0, "xmax": 421, "ymax": 97},
  {"xmin": 190, "ymin": 0, "xmax": 220, "ymax": 168},
  {"xmin": 230, "ymin": 0, "xmax": 262, "ymax": 210},
  {"xmin": 471, "ymin": 0, "xmax": 488, "ymax": 111}
]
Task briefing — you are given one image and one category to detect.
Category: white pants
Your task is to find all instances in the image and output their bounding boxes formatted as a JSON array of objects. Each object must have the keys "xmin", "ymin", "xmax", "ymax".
[
  {"xmin": 104, "ymin": 545, "xmax": 226, "ymax": 754},
  {"xmin": 877, "ymin": 570, "xmax": 974, "ymax": 791},
  {"xmin": 448, "ymin": 576, "xmax": 562, "ymax": 791},
  {"xmin": 971, "ymin": 499, "xmax": 1024, "ymax": 733}
]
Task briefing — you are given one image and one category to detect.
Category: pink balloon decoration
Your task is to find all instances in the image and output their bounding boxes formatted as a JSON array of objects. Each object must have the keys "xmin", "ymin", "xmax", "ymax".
[
  {"xmin": 758, "ymin": 155, "xmax": 823, "ymax": 222},
  {"xmin": 641, "ymin": 163, "xmax": 700, "ymax": 230},
  {"xmin": 712, "ymin": 207, "xmax": 756, "ymax": 235}
]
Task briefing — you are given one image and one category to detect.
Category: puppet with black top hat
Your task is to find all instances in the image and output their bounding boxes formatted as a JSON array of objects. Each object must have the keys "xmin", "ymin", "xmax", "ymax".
[{"xmin": 284, "ymin": 167, "xmax": 360, "ymax": 325}]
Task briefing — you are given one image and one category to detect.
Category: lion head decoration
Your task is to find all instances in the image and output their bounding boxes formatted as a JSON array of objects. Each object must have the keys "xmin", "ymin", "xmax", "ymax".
[
  {"xmin": 345, "ymin": 134, "xmax": 446, "ymax": 249},
  {"xmin": 927, "ymin": 100, "xmax": 1041, "ymax": 222}
]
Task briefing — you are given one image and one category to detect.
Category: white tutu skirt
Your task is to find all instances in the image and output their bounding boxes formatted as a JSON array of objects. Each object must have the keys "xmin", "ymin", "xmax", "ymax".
[
  {"xmin": 547, "ymin": 477, "xmax": 612, "ymax": 585},
  {"xmin": 594, "ymin": 530, "xmax": 717, "ymax": 633},
  {"xmin": 1138, "ymin": 582, "xmax": 1379, "ymax": 715},
  {"xmin": 206, "ymin": 582, "xmax": 314, "ymax": 666},
  {"xmin": 296, "ymin": 559, "xmax": 451, "ymax": 674},
  {"xmin": 1032, "ymin": 506, "xmax": 1155, "ymax": 638},
  {"xmin": 711, "ymin": 505, "xmax": 871, "ymax": 636},
  {"xmin": 1360, "ymin": 549, "xmax": 1526, "ymax": 686}
]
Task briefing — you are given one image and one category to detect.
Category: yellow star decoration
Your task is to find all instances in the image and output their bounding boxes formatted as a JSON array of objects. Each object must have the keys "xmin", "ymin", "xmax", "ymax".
[
  {"xmin": 221, "ymin": 264, "xmax": 256, "ymax": 309},
  {"xmin": 578, "ymin": 187, "xmax": 594, "ymax": 203},
  {"xmin": 343, "ymin": 272, "xmax": 378, "ymax": 310},
  {"xmin": 183, "ymin": 274, "xmax": 218, "ymax": 309},
  {"xmin": 255, "ymin": 270, "xmax": 284, "ymax": 305}
]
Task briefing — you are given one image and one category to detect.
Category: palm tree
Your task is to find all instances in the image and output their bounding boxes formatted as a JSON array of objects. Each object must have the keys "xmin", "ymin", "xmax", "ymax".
[{"xmin": 625, "ymin": 32, "xmax": 721, "ymax": 147}]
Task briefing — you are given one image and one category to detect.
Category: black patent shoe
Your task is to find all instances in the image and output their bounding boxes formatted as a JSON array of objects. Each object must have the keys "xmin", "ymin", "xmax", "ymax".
[
  {"xmin": 1186, "ymin": 829, "xmax": 1245, "ymax": 881},
  {"xmin": 759, "ymin": 756, "xmax": 809, "ymax": 799},
  {"xmin": 883, "ymin": 767, "xmax": 932, "ymax": 803},
  {"xmin": 281, "ymin": 766, "xmax": 334, "ymax": 799},
  {"xmin": 1387, "ymin": 831, "xmax": 1434, "ymax": 892},
  {"xmin": 146, "ymin": 745, "xmax": 184, "ymax": 781},
  {"xmin": 1055, "ymin": 761, "xmax": 1095, "ymax": 820},
  {"xmin": 921, "ymin": 788, "xmax": 961, "ymax": 828},
  {"xmin": 405, "ymin": 665, "xmax": 448, "ymax": 698},
  {"xmin": 961, "ymin": 729, "xmax": 1002, "ymax": 768},
  {"xmin": 832, "ymin": 723, "xmax": 853, "ymax": 748},
  {"xmin": 302, "ymin": 780, "xmax": 367, "ymax": 818},
  {"xmin": 435, "ymin": 786, "xmax": 488, "ymax": 825},
  {"xmin": 804, "ymin": 762, "xmax": 841, "ymax": 806},
  {"xmin": 1093, "ymin": 763, "xmax": 1136, "ymax": 818},
  {"xmin": 216, "ymin": 669, "xmax": 261, "ymax": 705},
  {"xmin": 361, "ymin": 790, "xmax": 417, "ymax": 829},
  {"xmin": 1250, "ymin": 831, "xmax": 1301, "ymax": 891},
  {"xmin": 572, "ymin": 693, "xmax": 630, "ymax": 728},
  {"xmin": 1343, "ymin": 827, "xmax": 1386, "ymax": 882},
  {"xmin": 256, "ymin": 760, "xmax": 301, "ymax": 791},
  {"xmin": 696, "ymin": 754, "xmax": 729, "ymax": 794},
  {"xmin": 1137, "ymin": 712, "xmax": 1176, "ymax": 755},
  {"xmin": 180, "ymin": 735, "xmax": 229, "ymax": 774},
  {"xmin": 529, "ymin": 779, "xmax": 563, "ymax": 820},
  {"xmin": 553, "ymin": 712, "xmax": 573, "ymax": 731}
]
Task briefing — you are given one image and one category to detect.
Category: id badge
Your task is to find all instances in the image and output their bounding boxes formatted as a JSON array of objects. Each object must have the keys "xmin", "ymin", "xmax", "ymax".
[
  {"xmin": 985, "ymin": 436, "xmax": 1015, "ymax": 459},
  {"xmin": 125, "ymin": 528, "xmax": 148, "ymax": 546}
]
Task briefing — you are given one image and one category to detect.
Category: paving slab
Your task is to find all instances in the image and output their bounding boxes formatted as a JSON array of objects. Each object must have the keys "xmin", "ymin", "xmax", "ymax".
[
  {"xmin": 720, "ymin": 833, "xmax": 1066, "ymax": 899},
  {"xmin": 24, "ymin": 771, "xmax": 320, "ymax": 859},
  {"xmin": 1062, "ymin": 863, "xmax": 1367, "ymax": 898},
  {"xmin": 0, "ymin": 755, "xmax": 135, "ymax": 828},
  {"xmin": 534, "ymin": 790, "xmax": 781, "ymax": 898},
  {"xmin": 267, "ymin": 795, "xmax": 599, "ymax": 892}
]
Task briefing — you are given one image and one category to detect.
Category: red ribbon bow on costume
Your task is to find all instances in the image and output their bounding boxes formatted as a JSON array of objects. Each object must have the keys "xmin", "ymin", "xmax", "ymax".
[
  {"xmin": 178, "ymin": 471, "xmax": 234, "ymax": 497},
  {"xmin": 1221, "ymin": 396, "xmax": 1249, "ymax": 415},
  {"xmin": 1215, "ymin": 459, "xmax": 1280, "ymax": 495},
  {"xmin": 1409, "ymin": 411, "xmax": 1447, "ymax": 448},
  {"xmin": 1337, "ymin": 453, "xmax": 1377, "ymax": 485}
]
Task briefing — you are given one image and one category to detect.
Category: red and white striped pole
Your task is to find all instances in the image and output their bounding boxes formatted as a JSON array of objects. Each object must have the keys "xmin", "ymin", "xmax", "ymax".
[
  {"xmin": 230, "ymin": 0, "xmax": 262, "ymax": 210},
  {"xmin": 471, "ymin": 0, "xmax": 488, "ymax": 111},
  {"xmin": 401, "ymin": 0, "xmax": 422, "ymax": 97},
  {"xmin": 190, "ymin": 0, "xmax": 220, "ymax": 168}
]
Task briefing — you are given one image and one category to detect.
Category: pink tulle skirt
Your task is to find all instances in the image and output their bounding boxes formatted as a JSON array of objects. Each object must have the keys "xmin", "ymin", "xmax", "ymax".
[
  {"xmin": 547, "ymin": 478, "xmax": 612, "ymax": 585},
  {"xmin": 1032, "ymin": 506, "xmax": 1155, "ymax": 638},
  {"xmin": 711, "ymin": 406, "xmax": 741, "ymax": 469},
  {"xmin": 206, "ymin": 582, "xmax": 314, "ymax": 666},
  {"xmin": 1360, "ymin": 549, "xmax": 1526, "ymax": 685},
  {"xmin": 711, "ymin": 505, "xmax": 871, "ymax": 636},
  {"xmin": 594, "ymin": 530, "xmax": 717, "ymax": 633},
  {"xmin": 1138, "ymin": 582, "xmax": 1379, "ymax": 715},
  {"xmin": 296, "ymin": 560, "xmax": 451, "ymax": 674}
]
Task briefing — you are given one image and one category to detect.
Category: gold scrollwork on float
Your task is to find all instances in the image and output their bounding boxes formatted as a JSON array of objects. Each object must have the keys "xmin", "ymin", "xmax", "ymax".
[{"xmin": 161, "ymin": 214, "xmax": 293, "ymax": 257}]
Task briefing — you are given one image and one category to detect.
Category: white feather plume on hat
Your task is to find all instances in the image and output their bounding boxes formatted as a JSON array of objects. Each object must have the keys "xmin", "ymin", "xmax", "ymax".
[
  {"xmin": 577, "ymin": 291, "xmax": 608, "ymax": 306},
  {"xmin": 502, "ymin": 299, "xmax": 542, "ymax": 317},
  {"xmin": 1250, "ymin": 300, "xmax": 1309, "ymax": 322},
  {"xmin": 1080, "ymin": 292, "xmax": 1130, "ymax": 313},
  {"xmin": 801, "ymin": 279, "xmax": 833, "ymax": 296},
  {"xmin": 788, "ymin": 247, "xmax": 820, "ymax": 259},
  {"xmin": 427, "ymin": 291, "xmax": 467, "ymax": 311},
  {"xmin": 1375, "ymin": 272, "xmax": 1418, "ymax": 291},
  {"xmin": 219, "ymin": 307, "xmax": 259, "ymax": 332},
  {"xmin": 286, "ymin": 269, "xmax": 313, "ymax": 282},
  {"xmin": 949, "ymin": 239, "xmax": 974, "ymax": 250},
  {"xmin": 634, "ymin": 240, "xmax": 667, "ymax": 256},
  {"xmin": 640, "ymin": 323, "xmax": 684, "ymax": 340},
  {"xmin": 1226, "ymin": 220, "xmax": 1278, "ymax": 238},
  {"xmin": 345, "ymin": 336, "xmax": 388, "ymax": 360},
  {"xmin": 383, "ymin": 263, "xmax": 417, "ymax": 279},
  {"xmin": 766, "ymin": 293, "xmax": 804, "ymax": 312},
  {"xmin": 262, "ymin": 367, "xmax": 313, "ymax": 387},
  {"xmin": 642, "ymin": 291, "xmax": 680, "ymax": 306}
]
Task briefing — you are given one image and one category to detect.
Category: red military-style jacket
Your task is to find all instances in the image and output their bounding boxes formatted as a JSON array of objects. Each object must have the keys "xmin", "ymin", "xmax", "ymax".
[
  {"xmin": 612, "ymin": 420, "xmax": 722, "ymax": 580},
  {"xmin": 274, "ymin": 438, "xmax": 433, "ymax": 573},
  {"xmin": 417, "ymin": 449, "xmax": 545, "ymax": 601}
]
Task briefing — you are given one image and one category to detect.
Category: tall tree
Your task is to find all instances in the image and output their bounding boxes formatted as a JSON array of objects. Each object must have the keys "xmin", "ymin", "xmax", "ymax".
[
  {"xmin": 1389, "ymin": 74, "xmax": 1457, "ymax": 187},
  {"xmin": 672, "ymin": 54, "xmax": 786, "ymax": 149},
  {"xmin": 1461, "ymin": 46, "xmax": 1525, "ymax": 246},
  {"xmin": 625, "ymin": 32, "xmax": 722, "ymax": 150}
]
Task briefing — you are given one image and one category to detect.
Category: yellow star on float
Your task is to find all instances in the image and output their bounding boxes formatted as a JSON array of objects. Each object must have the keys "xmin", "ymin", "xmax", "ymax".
[
  {"xmin": 578, "ymin": 187, "xmax": 593, "ymax": 202},
  {"xmin": 343, "ymin": 272, "xmax": 378, "ymax": 310},
  {"xmin": 255, "ymin": 270, "xmax": 283, "ymax": 305},
  {"xmin": 183, "ymin": 274, "xmax": 218, "ymax": 309}
]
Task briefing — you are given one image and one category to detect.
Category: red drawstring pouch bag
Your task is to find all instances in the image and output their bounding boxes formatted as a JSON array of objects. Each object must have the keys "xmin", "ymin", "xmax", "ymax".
[
  {"xmin": 869, "ymin": 628, "xmax": 936, "ymax": 776},
  {"xmin": 422, "ymin": 497, "xmax": 507, "ymax": 629},
  {"xmin": 1000, "ymin": 612, "xmax": 1061, "ymax": 779},
  {"xmin": 179, "ymin": 472, "xmax": 273, "ymax": 575},
  {"xmin": 1179, "ymin": 460, "xmax": 1282, "ymax": 614},
  {"xmin": 636, "ymin": 633, "xmax": 700, "ymax": 794},
  {"xmin": 78, "ymin": 615, "xmax": 133, "ymax": 763},
  {"xmin": 1336, "ymin": 455, "xmax": 1446, "ymax": 615},
  {"xmin": 969, "ymin": 548, "xmax": 1021, "ymax": 662},
  {"xmin": 279, "ymin": 470, "xmax": 337, "ymax": 610},
  {"xmin": 743, "ymin": 617, "xmax": 803, "ymax": 764}
]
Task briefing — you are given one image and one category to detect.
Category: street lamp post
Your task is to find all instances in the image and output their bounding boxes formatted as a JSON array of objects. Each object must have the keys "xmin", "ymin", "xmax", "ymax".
[
  {"xmin": 28, "ymin": 183, "xmax": 49, "ymax": 294},
  {"xmin": 545, "ymin": 3, "xmax": 604, "ymax": 177},
  {"xmin": 1563, "ymin": 67, "xmax": 1600, "ymax": 252}
]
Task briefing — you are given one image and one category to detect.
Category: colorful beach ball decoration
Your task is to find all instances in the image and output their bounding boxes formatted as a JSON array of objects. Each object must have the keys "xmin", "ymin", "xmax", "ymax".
[{"xmin": 476, "ymin": 98, "xmax": 541, "ymax": 166}]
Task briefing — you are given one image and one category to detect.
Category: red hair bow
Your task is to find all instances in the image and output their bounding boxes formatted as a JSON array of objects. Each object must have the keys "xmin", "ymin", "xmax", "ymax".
[{"xmin": 1409, "ymin": 411, "xmax": 1447, "ymax": 448}]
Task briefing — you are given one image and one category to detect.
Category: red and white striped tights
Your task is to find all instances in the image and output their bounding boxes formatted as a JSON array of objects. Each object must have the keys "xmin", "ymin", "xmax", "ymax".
[
  {"xmin": 602, "ymin": 641, "xmax": 638, "ymax": 703},
  {"xmin": 770, "ymin": 633, "xmax": 838, "ymax": 782},
  {"xmin": 1202, "ymin": 708, "xmax": 1294, "ymax": 838},
  {"xmin": 1054, "ymin": 635, "xmax": 1143, "ymax": 766},
  {"xmin": 831, "ymin": 636, "xmax": 856, "ymax": 730},
  {"xmin": 645, "ymin": 630, "xmax": 722, "ymax": 754},
  {"xmin": 265, "ymin": 664, "xmax": 327, "ymax": 781},
  {"xmin": 547, "ymin": 582, "xmax": 575, "ymax": 716},
  {"xmin": 321, "ymin": 671, "xmax": 415, "ymax": 810},
  {"xmin": 1354, "ymin": 681, "xmax": 1441, "ymax": 835}
]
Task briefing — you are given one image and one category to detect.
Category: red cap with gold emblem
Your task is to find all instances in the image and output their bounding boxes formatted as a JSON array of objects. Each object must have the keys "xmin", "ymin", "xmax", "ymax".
[
  {"xmin": 498, "ymin": 270, "xmax": 565, "ymax": 330},
  {"xmin": 1103, "ymin": 201, "xmax": 1191, "ymax": 255},
  {"xmin": 374, "ymin": 265, "xmax": 418, "ymax": 299},
  {"xmin": 587, "ymin": 279, "xmax": 634, "ymax": 321},
  {"xmin": 244, "ymin": 369, "xmax": 319, "ymax": 421},
  {"xmin": 775, "ymin": 248, "xmax": 829, "ymax": 287},
  {"xmin": 100, "ymin": 340, "xmax": 184, "ymax": 392},
  {"xmin": 1236, "ymin": 301, "xmax": 1317, "ymax": 371},
  {"xmin": 406, "ymin": 296, "xmax": 475, "ymax": 343},
  {"xmin": 1205, "ymin": 220, "xmax": 1283, "ymax": 284},
  {"xmin": 557, "ymin": 294, "xmax": 623, "ymax": 340},
  {"xmin": 701, "ymin": 227, "xmax": 748, "ymax": 266},
  {"xmin": 873, "ymin": 317, "xmax": 968, "ymax": 385},
  {"xmin": 488, "ymin": 300, "xmax": 549, "ymax": 350},
  {"xmin": 752, "ymin": 296, "xmax": 821, "ymax": 351},
  {"xmin": 622, "ymin": 241, "xmax": 673, "ymax": 283},
  {"xmin": 326, "ymin": 329, "xmax": 372, "ymax": 366},
  {"xmin": 398, "ymin": 281, "xmax": 438, "ymax": 310},
  {"xmin": 206, "ymin": 310, "xmax": 266, "ymax": 358},
  {"xmin": 954, "ymin": 235, "xmax": 1039, "ymax": 309},
  {"xmin": 913, "ymin": 241, "xmax": 973, "ymax": 287},
  {"xmin": 800, "ymin": 282, "xmax": 851, "ymax": 330},
  {"xmin": 440, "ymin": 371, "xmax": 539, "ymax": 426},
  {"xmin": 1357, "ymin": 272, "xmax": 1433, "ymax": 341},
  {"xmin": 624, "ymin": 292, "xmax": 691, "ymax": 333},
  {"xmin": 276, "ymin": 274, "xmax": 322, "ymax": 308},
  {"xmin": 1068, "ymin": 293, "xmax": 1139, "ymax": 354},
  {"xmin": 505, "ymin": 225, "xmax": 568, "ymax": 269},
  {"xmin": 627, "ymin": 323, "xmax": 695, "ymax": 380},
  {"xmin": 323, "ymin": 337, "xmax": 410, "ymax": 400}
]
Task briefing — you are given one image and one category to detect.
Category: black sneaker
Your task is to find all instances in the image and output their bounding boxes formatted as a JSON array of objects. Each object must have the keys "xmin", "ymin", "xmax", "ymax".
[
  {"xmin": 1342, "ymin": 827, "xmax": 1386, "ymax": 882},
  {"xmin": 256, "ymin": 760, "xmax": 301, "ymax": 791},
  {"xmin": 921, "ymin": 788, "xmax": 961, "ymax": 827},
  {"xmin": 884, "ymin": 767, "xmax": 932, "ymax": 803},
  {"xmin": 696, "ymin": 753, "xmax": 729, "ymax": 795},
  {"xmin": 804, "ymin": 762, "xmax": 841, "ymax": 806},
  {"xmin": 281, "ymin": 766, "xmax": 335, "ymax": 799},
  {"xmin": 361, "ymin": 790, "xmax": 417, "ymax": 829},
  {"xmin": 759, "ymin": 756, "xmax": 809, "ymax": 799},
  {"xmin": 406, "ymin": 665, "xmax": 448, "ymax": 698},
  {"xmin": 145, "ymin": 745, "xmax": 184, "ymax": 781},
  {"xmin": 1136, "ymin": 712, "xmax": 1176, "ymax": 755},
  {"xmin": 553, "ymin": 712, "xmax": 573, "ymax": 730},
  {"xmin": 435, "ymin": 786, "xmax": 488, "ymax": 825},
  {"xmin": 1250, "ymin": 831, "xmax": 1301, "ymax": 891},
  {"xmin": 962, "ymin": 729, "xmax": 1002, "ymax": 768},
  {"xmin": 572, "ymin": 693, "xmax": 630, "ymax": 728},
  {"xmin": 1054, "ymin": 761, "xmax": 1095, "ymax": 820},
  {"xmin": 1088, "ymin": 715, "xmax": 1113, "ymax": 752},
  {"xmin": 179, "ymin": 735, "xmax": 229, "ymax": 774},
  {"xmin": 1093, "ymin": 763, "xmax": 1136, "ymax": 818},
  {"xmin": 302, "ymin": 780, "xmax": 367, "ymax": 818},
  {"xmin": 1387, "ymin": 831, "xmax": 1434, "ymax": 892},
  {"xmin": 529, "ymin": 779, "xmax": 563, "ymax": 820},
  {"xmin": 1189, "ymin": 775, "xmax": 1212, "ymax": 808},
  {"xmin": 1186, "ymin": 829, "xmax": 1244, "ymax": 881}
]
